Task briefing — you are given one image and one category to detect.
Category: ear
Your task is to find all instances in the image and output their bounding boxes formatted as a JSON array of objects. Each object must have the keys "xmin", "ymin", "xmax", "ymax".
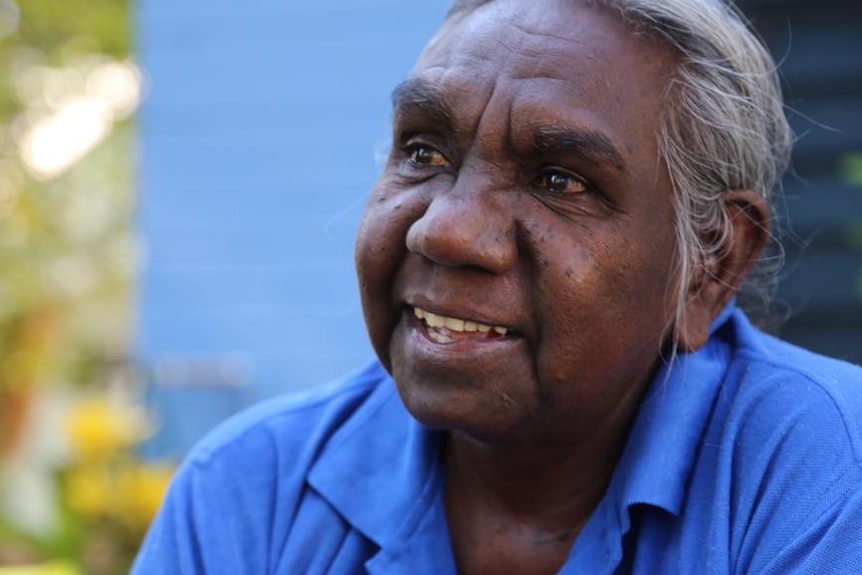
[{"xmin": 675, "ymin": 190, "xmax": 770, "ymax": 352}]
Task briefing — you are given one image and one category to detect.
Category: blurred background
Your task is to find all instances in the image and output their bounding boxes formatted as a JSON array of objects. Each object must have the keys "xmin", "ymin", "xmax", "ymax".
[{"xmin": 0, "ymin": 0, "xmax": 859, "ymax": 573}]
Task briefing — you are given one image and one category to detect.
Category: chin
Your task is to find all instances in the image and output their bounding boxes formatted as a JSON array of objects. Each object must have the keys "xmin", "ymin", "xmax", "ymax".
[{"xmin": 391, "ymin": 370, "xmax": 536, "ymax": 444}]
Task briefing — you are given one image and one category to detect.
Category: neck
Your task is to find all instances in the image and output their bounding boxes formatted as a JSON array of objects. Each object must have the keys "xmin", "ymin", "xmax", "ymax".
[
  {"xmin": 442, "ymin": 426, "xmax": 631, "ymax": 575},
  {"xmin": 444, "ymin": 425, "xmax": 625, "ymax": 530}
]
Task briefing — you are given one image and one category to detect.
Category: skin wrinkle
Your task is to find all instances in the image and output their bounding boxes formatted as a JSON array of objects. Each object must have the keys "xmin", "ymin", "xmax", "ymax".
[
  {"xmin": 391, "ymin": 80, "xmax": 455, "ymax": 129},
  {"xmin": 500, "ymin": 13, "xmax": 618, "ymax": 109},
  {"xmin": 507, "ymin": 17, "xmax": 594, "ymax": 47}
]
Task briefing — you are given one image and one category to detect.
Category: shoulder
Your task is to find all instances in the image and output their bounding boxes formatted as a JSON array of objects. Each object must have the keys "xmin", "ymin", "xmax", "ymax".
[
  {"xmin": 171, "ymin": 359, "xmax": 398, "ymax": 496},
  {"xmin": 724, "ymin": 318, "xmax": 862, "ymax": 467},
  {"xmin": 186, "ymin": 359, "xmax": 395, "ymax": 471},
  {"xmin": 714, "ymin": 314, "xmax": 862, "ymax": 573},
  {"xmin": 132, "ymin": 360, "xmax": 398, "ymax": 574}
]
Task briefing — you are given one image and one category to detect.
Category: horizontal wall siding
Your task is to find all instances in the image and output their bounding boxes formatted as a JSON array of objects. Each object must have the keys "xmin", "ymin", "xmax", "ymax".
[{"xmin": 137, "ymin": 0, "xmax": 449, "ymax": 455}]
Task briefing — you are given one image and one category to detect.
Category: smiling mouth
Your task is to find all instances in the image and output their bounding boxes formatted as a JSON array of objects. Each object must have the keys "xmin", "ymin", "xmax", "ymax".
[{"xmin": 412, "ymin": 306, "xmax": 511, "ymax": 344}]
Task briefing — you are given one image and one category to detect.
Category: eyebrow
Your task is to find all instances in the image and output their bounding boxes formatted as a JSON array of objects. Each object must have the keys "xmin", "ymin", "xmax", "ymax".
[
  {"xmin": 391, "ymin": 78, "xmax": 628, "ymax": 174},
  {"xmin": 391, "ymin": 78, "xmax": 455, "ymax": 125},
  {"xmin": 533, "ymin": 126, "xmax": 627, "ymax": 173}
]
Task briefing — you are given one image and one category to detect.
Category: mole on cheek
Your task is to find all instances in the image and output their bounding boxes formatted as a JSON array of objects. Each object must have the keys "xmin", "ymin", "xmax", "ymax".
[{"xmin": 601, "ymin": 240, "xmax": 614, "ymax": 259}]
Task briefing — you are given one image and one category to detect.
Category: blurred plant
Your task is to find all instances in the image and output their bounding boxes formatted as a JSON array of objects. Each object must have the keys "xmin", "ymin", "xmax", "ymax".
[
  {"xmin": 0, "ymin": 394, "xmax": 173, "ymax": 575},
  {"xmin": 841, "ymin": 152, "xmax": 862, "ymax": 188},
  {"xmin": 0, "ymin": 561, "xmax": 81, "ymax": 575},
  {"xmin": 0, "ymin": 0, "xmax": 158, "ymax": 573},
  {"xmin": 0, "ymin": 0, "xmax": 139, "ymax": 416},
  {"xmin": 841, "ymin": 153, "xmax": 862, "ymax": 301}
]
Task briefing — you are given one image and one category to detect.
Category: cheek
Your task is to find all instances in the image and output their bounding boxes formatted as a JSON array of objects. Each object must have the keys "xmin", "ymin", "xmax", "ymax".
[
  {"xmin": 355, "ymin": 186, "xmax": 410, "ymax": 283},
  {"xmin": 530, "ymin": 228, "xmax": 676, "ymax": 383},
  {"xmin": 355, "ymin": 184, "xmax": 425, "ymax": 362},
  {"xmin": 356, "ymin": 173, "xmax": 442, "ymax": 283}
]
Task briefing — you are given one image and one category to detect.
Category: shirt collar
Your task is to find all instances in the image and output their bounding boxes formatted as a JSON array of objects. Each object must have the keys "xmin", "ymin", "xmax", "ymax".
[
  {"xmin": 562, "ymin": 302, "xmax": 737, "ymax": 572},
  {"xmin": 307, "ymin": 368, "xmax": 445, "ymax": 551},
  {"xmin": 609, "ymin": 300, "xmax": 737, "ymax": 516}
]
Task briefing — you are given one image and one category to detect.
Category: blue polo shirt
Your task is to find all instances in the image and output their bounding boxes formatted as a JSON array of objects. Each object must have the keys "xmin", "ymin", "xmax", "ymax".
[{"xmin": 132, "ymin": 306, "xmax": 862, "ymax": 574}]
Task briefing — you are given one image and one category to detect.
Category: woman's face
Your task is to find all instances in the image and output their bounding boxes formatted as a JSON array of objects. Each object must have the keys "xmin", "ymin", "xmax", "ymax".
[{"xmin": 355, "ymin": 0, "xmax": 684, "ymax": 445}]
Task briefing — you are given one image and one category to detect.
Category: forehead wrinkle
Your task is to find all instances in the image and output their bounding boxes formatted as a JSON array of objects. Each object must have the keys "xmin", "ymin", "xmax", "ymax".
[
  {"xmin": 505, "ymin": 16, "xmax": 593, "ymax": 51},
  {"xmin": 477, "ymin": 16, "xmax": 596, "ymax": 84},
  {"xmin": 391, "ymin": 77, "xmax": 455, "ymax": 125}
]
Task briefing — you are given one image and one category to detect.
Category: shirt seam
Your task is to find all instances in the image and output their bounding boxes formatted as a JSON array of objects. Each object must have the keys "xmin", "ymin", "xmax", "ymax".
[{"xmin": 732, "ymin": 349, "xmax": 862, "ymax": 467}]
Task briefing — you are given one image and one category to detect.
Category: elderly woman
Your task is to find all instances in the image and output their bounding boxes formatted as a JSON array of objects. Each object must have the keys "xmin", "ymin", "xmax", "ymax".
[{"xmin": 133, "ymin": 0, "xmax": 862, "ymax": 573}]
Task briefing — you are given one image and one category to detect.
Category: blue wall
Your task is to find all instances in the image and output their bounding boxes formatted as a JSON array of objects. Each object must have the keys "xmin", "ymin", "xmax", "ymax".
[{"xmin": 137, "ymin": 0, "xmax": 448, "ymax": 456}]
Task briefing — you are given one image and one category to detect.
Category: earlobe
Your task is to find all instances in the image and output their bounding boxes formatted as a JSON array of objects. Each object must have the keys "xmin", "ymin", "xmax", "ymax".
[{"xmin": 675, "ymin": 190, "xmax": 770, "ymax": 352}]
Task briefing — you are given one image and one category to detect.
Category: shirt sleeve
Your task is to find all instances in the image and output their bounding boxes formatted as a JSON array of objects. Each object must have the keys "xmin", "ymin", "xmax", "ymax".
[
  {"xmin": 754, "ymin": 475, "xmax": 862, "ymax": 574},
  {"xmin": 725, "ymin": 359, "xmax": 862, "ymax": 575},
  {"xmin": 130, "ymin": 432, "xmax": 279, "ymax": 575},
  {"xmin": 128, "ymin": 381, "xmax": 384, "ymax": 575}
]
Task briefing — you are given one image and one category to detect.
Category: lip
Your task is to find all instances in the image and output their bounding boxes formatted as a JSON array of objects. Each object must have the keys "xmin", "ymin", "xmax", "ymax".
[
  {"xmin": 404, "ymin": 296, "xmax": 516, "ymax": 334},
  {"xmin": 388, "ymin": 306, "xmax": 531, "ymax": 413},
  {"xmin": 409, "ymin": 306, "xmax": 514, "ymax": 340},
  {"xmin": 399, "ymin": 305, "xmax": 523, "ymax": 364}
]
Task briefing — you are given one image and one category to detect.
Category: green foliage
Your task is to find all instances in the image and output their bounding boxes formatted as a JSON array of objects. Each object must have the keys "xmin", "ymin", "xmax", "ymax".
[
  {"xmin": 0, "ymin": 0, "xmax": 135, "ymax": 394},
  {"xmin": 0, "ymin": 1, "xmax": 129, "ymax": 121},
  {"xmin": 2, "ymin": 0, "xmax": 129, "ymax": 59},
  {"xmin": 841, "ymin": 152, "xmax": 862, "ymax": 188},
  {"xmin": 1, "ymin": 1, "xmax": 140, "ymax": 570}
]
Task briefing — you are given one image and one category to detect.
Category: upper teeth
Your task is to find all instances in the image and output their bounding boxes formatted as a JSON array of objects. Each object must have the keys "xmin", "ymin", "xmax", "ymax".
[{"xmin": 413, "ymin": 307, "xmax": 508, "ymax": 336}]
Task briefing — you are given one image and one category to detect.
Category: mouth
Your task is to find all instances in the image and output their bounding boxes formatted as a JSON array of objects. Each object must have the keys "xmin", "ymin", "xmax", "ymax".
[{"xmin": 412, "ymin": 306, "xmax": 512, "ymax": 344}]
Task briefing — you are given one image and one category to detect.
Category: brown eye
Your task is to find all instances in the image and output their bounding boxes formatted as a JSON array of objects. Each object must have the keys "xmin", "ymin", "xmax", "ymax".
[
  {"xmin": 408, "ymin": 144, "xmax": 448, "ymax": 167},
  {"xmin": 537, "ymin": 170, "xmax": 588, "ymax": 194}
]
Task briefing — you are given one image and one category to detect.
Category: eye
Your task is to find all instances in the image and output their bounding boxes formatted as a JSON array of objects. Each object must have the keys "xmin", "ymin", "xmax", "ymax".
[
  {"xmin": 407, "ymin": 143, "xmax": 449, "ymax": 168},
  {"xmin": 535, "ymin": 169, "xmax": 589, "ymax": 195}
]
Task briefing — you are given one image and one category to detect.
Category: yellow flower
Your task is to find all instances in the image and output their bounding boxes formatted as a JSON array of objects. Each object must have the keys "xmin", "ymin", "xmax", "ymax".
[
  {"xmin": 0, "ymin": 560, "xmax": 81, "ymax": 575},
  {"xmin": 64, "ymin": 397, "xmax": 152, "ymax": 460},
  {"xmin": 115, "ymin": 462, "xmax": 174, "ymax": 532},
  {"xmin": 65, "ymin": 466, "xmax": 114, "ymax": 518}
]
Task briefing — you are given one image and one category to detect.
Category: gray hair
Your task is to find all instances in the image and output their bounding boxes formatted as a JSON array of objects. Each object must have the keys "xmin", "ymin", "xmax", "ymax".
[{"xmin": 445, "ymin": 0, "xmax": 793, "ymax": 342}]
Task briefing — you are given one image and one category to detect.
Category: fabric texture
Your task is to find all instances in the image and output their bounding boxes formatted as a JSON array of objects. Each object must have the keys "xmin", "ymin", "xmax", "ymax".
[{"xmin": 131, "ymin": 305, "xmax": 862, "ymax": 574}]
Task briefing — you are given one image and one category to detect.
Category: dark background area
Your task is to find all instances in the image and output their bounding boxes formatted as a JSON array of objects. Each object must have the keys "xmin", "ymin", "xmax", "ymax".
[{"xmin": 738, "ymin": 0, "xmax": 862, "ymax": 363}]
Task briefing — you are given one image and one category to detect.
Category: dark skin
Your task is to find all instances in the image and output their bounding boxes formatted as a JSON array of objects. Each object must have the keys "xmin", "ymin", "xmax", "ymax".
[{"xmin": 354, "ymin": 0, "xmax": 769, "ymax": 572}]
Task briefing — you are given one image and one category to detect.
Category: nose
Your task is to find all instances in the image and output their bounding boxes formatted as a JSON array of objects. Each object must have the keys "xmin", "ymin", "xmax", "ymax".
[{"xmin": 405, "ymin": 181, "xmax": 517, "ymax": 274}]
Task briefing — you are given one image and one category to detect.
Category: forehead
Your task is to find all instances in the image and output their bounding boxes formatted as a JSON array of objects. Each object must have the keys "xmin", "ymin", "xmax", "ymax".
[{"xmin": 409, "ymin": 0, "xmax": 678, "ymax": 149}]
